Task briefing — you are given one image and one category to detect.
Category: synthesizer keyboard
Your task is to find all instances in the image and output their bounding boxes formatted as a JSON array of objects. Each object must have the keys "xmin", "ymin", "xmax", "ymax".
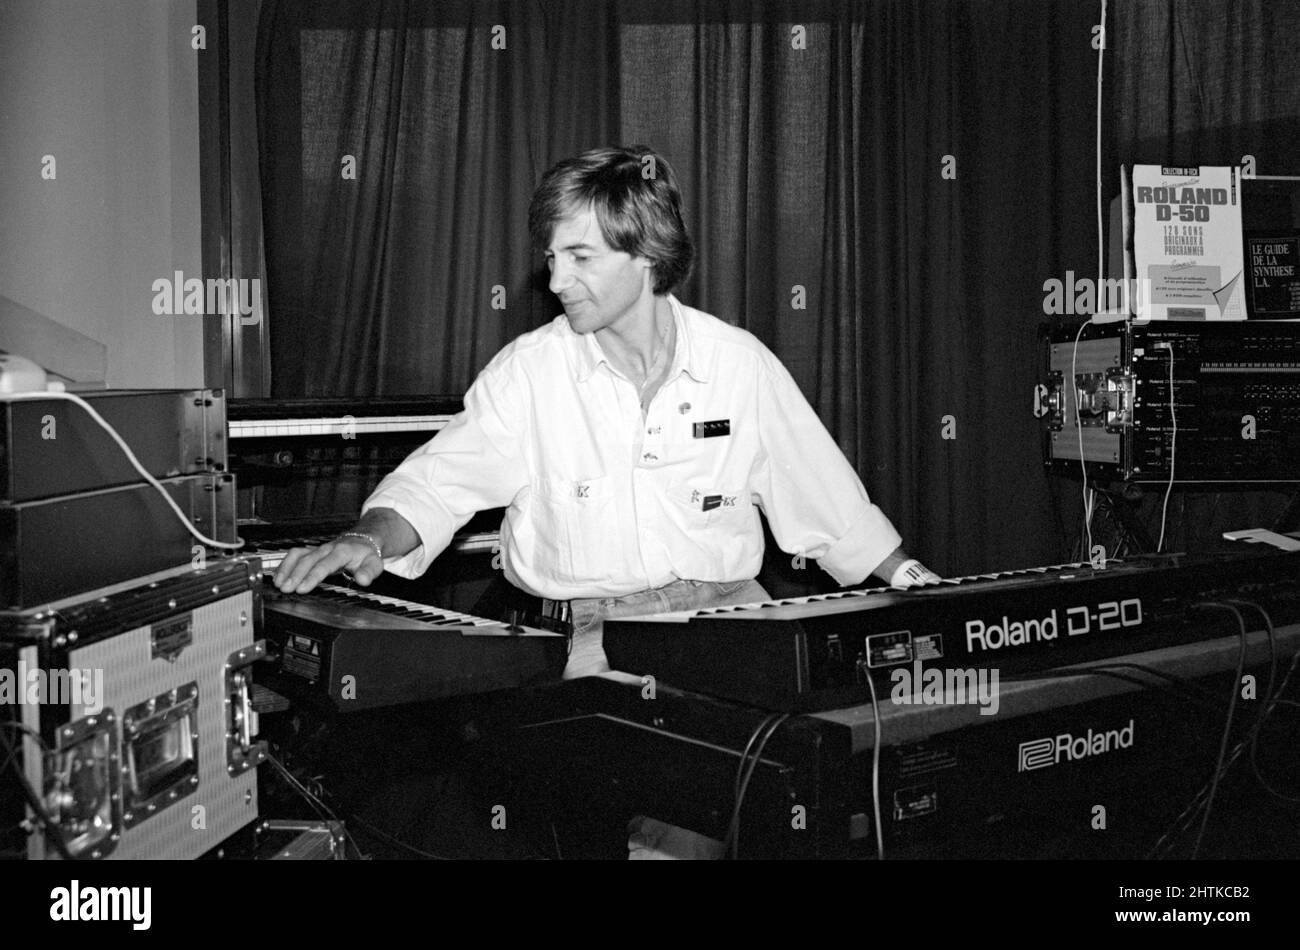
[
  {"xmin": 227, "ymin": 395, "xmax": 461, "ymax": 439},
  {"xmin": 262, "ymin": 583, "xmax": 567, "ymax": 712},
  {"xmin": 603, "ymin": 550, "xmax": 1300, "ymax": 711},
  {"xmin": 228, "ymin": 414, "xmax": 452, "ymax": 439}
]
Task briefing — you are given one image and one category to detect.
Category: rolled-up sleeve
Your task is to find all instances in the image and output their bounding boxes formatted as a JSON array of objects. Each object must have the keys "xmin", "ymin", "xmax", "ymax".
[
  {"xmin": 362, "ymin": 361, "xmax": 528, "ymax": 578},
  {"xmin": 753, "ymin": 358, "xmax": 902, "ymax": 586}
]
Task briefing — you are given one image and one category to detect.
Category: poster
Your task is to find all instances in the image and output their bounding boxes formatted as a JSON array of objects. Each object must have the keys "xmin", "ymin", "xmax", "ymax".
[{"xmin": 1130, "ymin": 164, "xmax": 1246, "ymax": 320}]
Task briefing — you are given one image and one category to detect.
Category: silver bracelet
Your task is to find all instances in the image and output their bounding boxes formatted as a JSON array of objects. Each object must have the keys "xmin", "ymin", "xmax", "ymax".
[{"xmin": 337, "ymin": 531, "xmax": 384, "ymax": 560}]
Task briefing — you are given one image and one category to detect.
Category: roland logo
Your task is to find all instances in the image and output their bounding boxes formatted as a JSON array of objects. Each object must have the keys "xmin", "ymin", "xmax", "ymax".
[
  {"xmin": 965, "ymin": 609, "xmax": 1059, "ymax": 652},
  {"xmin": 1018, "ymin": 719, "xmax": 1135, "ymax": 772}
]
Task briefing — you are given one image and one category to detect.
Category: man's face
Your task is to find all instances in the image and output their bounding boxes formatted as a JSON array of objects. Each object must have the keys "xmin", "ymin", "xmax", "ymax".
[{"xmin": 545, "ymin": 206, "xmax": 652, "ymax": 334}]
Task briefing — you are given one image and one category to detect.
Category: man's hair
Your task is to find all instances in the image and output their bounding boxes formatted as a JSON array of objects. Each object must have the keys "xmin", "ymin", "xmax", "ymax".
[{"xmin": 528, "ymin": 145, "xmax": 693, "ymax": 294}]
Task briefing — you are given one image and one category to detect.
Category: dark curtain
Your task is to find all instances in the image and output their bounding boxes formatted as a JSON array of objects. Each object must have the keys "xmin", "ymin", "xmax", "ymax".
[
  {"xmin": 603, "ymin": 0, "xmax": 1101, "ymax": 576},
  {"xmin": 255, "ymin": 0, "xmax": 1299, "ymax": 576},
  {"xmin": 1109, "ymin": 0, "xmax": 1300, "ymax": 168},
  {"xmin": 257, "ymin": 0, "xmax": 622, "ymax": 398}
]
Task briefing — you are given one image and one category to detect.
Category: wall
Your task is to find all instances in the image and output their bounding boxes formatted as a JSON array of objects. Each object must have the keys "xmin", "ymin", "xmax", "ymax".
[{"xmin": 0, "ymin": 0, "xmax": 203, "ymax": 388}]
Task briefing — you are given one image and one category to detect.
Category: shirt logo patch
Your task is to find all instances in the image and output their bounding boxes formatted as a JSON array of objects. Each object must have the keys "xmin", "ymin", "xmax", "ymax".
[
  {"xmin": 575, "ymin": 482, "xmax": 590, "ymax": 498},
  {"xmin": 692, "ymin": 490, "xmax": 737, "ymax": 511},
  {"xmin": 692, "ymin": 419, "xmax": 731, "ymax": 439}
]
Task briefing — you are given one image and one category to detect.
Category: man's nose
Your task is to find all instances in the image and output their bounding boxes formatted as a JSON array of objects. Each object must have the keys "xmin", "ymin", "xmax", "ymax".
[{"xmin": 548, "ymin": 258, "xmax": 573, "ymax": 295}]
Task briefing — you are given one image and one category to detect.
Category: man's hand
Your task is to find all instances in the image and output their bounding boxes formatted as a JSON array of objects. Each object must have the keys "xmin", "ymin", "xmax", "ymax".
[
  {"xmin": 273, "ymin": 507, "xmax": 419, "ymax": 594},
  {"xmin": 273, "ymin": 537, "xmax": 383, "ymax": 594},
  {"xmin": 889, "ymin": 559, "xmax": 942, "ymax": 589},
  {"xmin": 872, "ymin": 546, "xmax": 942, "ymax": 588}
]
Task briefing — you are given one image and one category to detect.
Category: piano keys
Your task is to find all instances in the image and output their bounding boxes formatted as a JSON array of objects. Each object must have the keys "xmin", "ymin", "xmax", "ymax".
[
  {"xmin": 227, "ymin": 395, "xmax": 461, "ymax": 439},
  {"xmin": 229, "ymin": 412, "xmax": 454, "ymax": 439}
]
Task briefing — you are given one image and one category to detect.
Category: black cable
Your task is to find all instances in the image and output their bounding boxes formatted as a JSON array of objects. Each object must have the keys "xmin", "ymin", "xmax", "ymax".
[
  {"xmin": 0, "ymin": 722, "xmax": 74, "ymax": 860},
  {"xmin": 864, "ymin": 664, "xmax": 885, "ymax": 860},
  {"xmin": 1173, "ymin": 493, "xmax": 1187, "ymax": 552},
  {"xmin": 0, "ymin": 720, "xmax": 49, "ymax": 778},
  {"xmin": 724, "ymin": 714, "xmax": 783, "ymax": 859},
  {"xmin": 1089, "ymin": 662, "xmax": 1220, "ymax": 706},
  {"xmin": 732, "ymin": 713, "xmax": 781, "ymax": 805},
  {"xmin": 1013, "ymin": 663, "xmax": 1217, "ymax": 706},
  {"xmin": 1131, "ymin": 601, "xmax": 1251, "ymax": 860},
  {"xmin": 1225, "ymin": 599, "xmax": 1278, "ymax": 733},
  {"xmin": 720, "ymin": 709, "xmax": 781, "ymax": 860},
  {"xmin": 1226, "ymin": 601, "xmax": 1300, "ymax": 804},
  {"xmin": 264, "ymin": 751, "xmax": 370, "ymax": 860},
  {"xmin": 0, "ymin": 719, "xmax": 48, "ymax": 746},
  {"xmin": 306, "ymin": 765, "xmax": 462, "ymax": 861},
  {"xmin": 1186, "ymin": 603, "xmax": 1248, "ymax": 859},
  {"xmin": 724, "ymin": 713, "xmax": 788, "ymax": 859},
  {"xmin": 266, "ymin": 754, "xmax": 334, "ymax": 824},
  {"xmin": 1249, "ymin": 695, "xmax": 1300, "ymax": 804},
  {"xmin": 1146, "ymin": 643, "xmax": 1300, "ymax": 859},
  {"xmin": 342, "ymin": 812, "xmax": 450, "ymax": 861},
  {"xmin": 1269, "ymin": 486, "xmax": 1300, "ymax": 533},
  {"xmin": 1045, "ymin": 470, "xmax": 1072, "ymax": 563},
  {"xmin": 729, "ymin": 715, "xmax": 788, "ymax": 860},
  {"xmin": 1079, "ymin": 667, "xmax": 1213, "ymax": 707}
]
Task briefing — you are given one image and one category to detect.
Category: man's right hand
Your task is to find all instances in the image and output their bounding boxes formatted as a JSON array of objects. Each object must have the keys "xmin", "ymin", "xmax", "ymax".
[{"xmin": 273, "ymin": 537, "xmax": 383, "ymax": 594}]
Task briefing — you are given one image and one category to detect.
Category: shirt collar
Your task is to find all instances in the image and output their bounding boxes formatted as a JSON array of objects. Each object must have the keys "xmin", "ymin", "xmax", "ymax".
[{"xmin": 571, "ymin": 293, "xmax": 711, "ymax": 384}]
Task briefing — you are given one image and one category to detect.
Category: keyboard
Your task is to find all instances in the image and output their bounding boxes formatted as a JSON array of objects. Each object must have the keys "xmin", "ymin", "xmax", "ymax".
[
  {"xmin": 261, "ymin": 583, "xmax": 567, "ymax": 712},
  {"xmin": 603, "ymin": 550, "xmax": 1300, "ymax": 711}
]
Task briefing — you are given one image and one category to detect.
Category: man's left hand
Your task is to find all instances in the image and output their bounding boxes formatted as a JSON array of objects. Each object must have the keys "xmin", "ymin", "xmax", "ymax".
[
  {"xmin": 889, "ymin": 559, "xmax": 942, "ymax": 588},
  {"xmin": 872, "ymin": 546, "xmax": 942, "ymax": 587}
]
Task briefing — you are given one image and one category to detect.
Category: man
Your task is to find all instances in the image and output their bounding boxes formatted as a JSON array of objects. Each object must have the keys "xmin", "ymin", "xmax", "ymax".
[
  {"xmin": 273, "ymin": 145, "xmax": 938, "ymax": 856},
  {"xmin": 274, "ymin": 144, "xmax": 937, "ymax": 651}
]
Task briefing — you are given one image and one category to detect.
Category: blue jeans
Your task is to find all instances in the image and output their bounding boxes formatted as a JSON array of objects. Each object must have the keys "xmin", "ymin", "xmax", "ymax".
[{"xmin": 564, "ymin": 578, "xmax": 770, "ymax": 680}]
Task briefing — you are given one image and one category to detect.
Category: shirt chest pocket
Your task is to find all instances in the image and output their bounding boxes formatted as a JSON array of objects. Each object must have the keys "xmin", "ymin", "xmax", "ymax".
[
  {"xmin": 532, "ymin": 475, "xmax": 616, "ymax": 582},
  {"xmin": 669, "ymin": 483, "xmax": 753, "ymax": 529}
]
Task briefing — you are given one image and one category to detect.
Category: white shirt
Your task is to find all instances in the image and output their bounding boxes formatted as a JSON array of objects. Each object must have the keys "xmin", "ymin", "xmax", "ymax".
[{"xmin": 363, "ymin": 294, "xmax": 903, "ymax": 600}]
